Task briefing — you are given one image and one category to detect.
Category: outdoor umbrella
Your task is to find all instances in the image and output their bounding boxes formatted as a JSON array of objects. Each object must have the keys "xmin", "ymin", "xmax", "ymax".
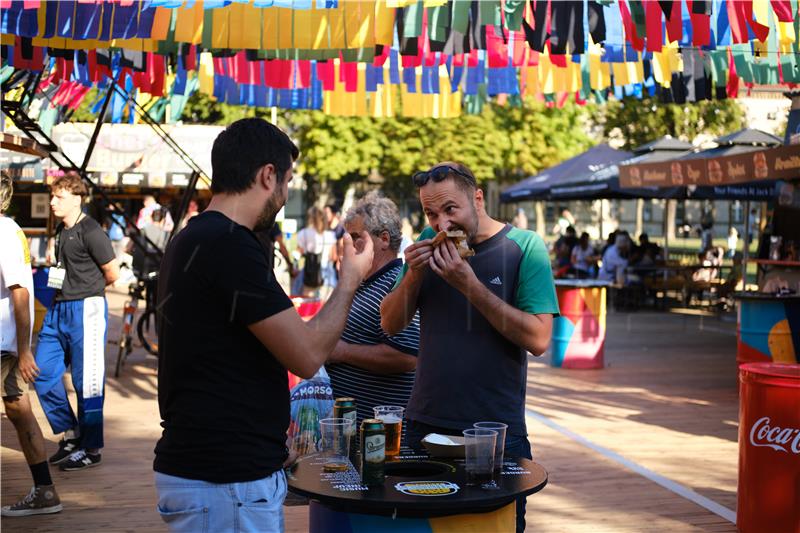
[
  {"xmin": 499, "ymin": 144, "xmax": 631, "ymax": 203},
  {"xmin": 546, "ymin": 136, "xmax": 692, "ymax": 200}
]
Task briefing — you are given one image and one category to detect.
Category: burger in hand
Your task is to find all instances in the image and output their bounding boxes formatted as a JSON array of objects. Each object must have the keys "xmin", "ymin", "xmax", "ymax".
[{"xmin": 432, "ymin": 229, "xmax": 475, "ymax": 258}]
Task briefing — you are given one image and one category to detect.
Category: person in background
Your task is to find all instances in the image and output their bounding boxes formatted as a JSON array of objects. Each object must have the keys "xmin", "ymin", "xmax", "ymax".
[
  {"xmin": 325, "ymin": 204, "xmax": 345, "ymax": 278},
  {"xmin": 326, "ymin": 192, "xmax": 419, "ymax": 433},
  {"xmin": 255, "ymin": 222, "xmax": 296, "ymax": 281},
  {"xmin": 512, "ymin": 207, "xmax": 528, "ymax": 230},
  {"xmin": 34, "ymin": 172, "xmax": 119, "ymax": 471},
  {"xmin": 178, "ymin": 199, "xmax": 200, "ymax": 231},
  {"xmin": 599, "ymin": 233, "xmax": 630, "ymax": 284},
  {"xmin": 293, "ymin": 206, "xmax": 338, "ymax": 298},
  {"xmin": 571, "ymin": 232, "xmax": 597, "ymax": 278},
  {"xmin": 132, "ymin": 207, "xmax": 170, "ymax": 279},
  {"xmin": 727, "ymin": 227, "xmax": 739, "ymax": 259},
  {"xmin": 552, "ymin": 208, "xmax": 575, "ymax": 236},
  {"xmin": 105, "ymin": 204, "xmax": 126, "ymax": 263},
  {"xmin": 0, "ymin": 172, "xmax": 62, "ymax": 517},
  {"xmin": 136, "ymin": 195, "xmax": 174, "ymax": 232},
  {"xmin": 554, "ymin": 226, "xmax": 578, "ymax": 270},
  {"xmin": 153, "ymin": 118, "xmax": 373, "ymax": 533}
]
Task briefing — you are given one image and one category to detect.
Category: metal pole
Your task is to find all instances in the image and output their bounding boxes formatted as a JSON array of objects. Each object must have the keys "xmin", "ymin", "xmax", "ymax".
[
  {"xmin": 80, "ymin": 75, "xmax": 118, "ymax": 173},
  {"xmin": 663, "ymin": 199, "xmax": 670, "ymax": 262},
  {"xmin": 743, "ymin": 200, "xmax": 751, "ymax": 290}
]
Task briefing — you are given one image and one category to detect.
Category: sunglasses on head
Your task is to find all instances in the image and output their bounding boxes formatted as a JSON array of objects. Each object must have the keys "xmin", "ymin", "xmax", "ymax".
[{"xmin": 412, "ymin": 166, "xmax": 476, "ymax": 188}]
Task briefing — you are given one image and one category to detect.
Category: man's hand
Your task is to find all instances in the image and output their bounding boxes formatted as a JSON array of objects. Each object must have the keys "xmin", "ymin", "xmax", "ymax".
[
  {"xmin": 403, "ymin": 239, "xmax": 434, "ymax": 273},
  {"xmin": 429, "ymin": 238, "xmax": 478, "ymax": 293},
  {"xmin": 339, "ymin": 232, "xmax": 374, "ymax": 288},
  {"xmin": 18, "ymin": 349, "xmax": 40, "ymax": 384},
  {"xmin": 283, "ymin": 435, "xmax": 298, "ymax": 469}
]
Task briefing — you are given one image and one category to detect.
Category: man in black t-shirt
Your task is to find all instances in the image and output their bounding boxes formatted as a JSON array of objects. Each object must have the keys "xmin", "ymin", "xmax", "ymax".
[
  {"xmin": 153, "ymin": 118, "xmax": 373, "ymax": 533},
  {"xmin": 33, "ymin": 172, "xmax": 119, "ymax": 472}
]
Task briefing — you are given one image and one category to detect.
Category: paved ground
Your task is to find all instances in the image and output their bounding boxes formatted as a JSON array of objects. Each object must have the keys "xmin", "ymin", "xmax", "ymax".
[{"xmin": 1, "ymin": 288, "xmax": 740, "ymax": 531}]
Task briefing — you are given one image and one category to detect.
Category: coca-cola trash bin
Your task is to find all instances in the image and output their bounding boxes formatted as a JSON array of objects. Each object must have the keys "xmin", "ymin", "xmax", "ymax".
[{"xmin": 737, "ymin": 362, "xmax": 800, "ymax": 533}]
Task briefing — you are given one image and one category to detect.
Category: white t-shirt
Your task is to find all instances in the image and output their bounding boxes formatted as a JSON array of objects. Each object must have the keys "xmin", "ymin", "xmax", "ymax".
[
  {"xmin": 0, "ymin": 216, "xmax": 35, "ymax": 354},
  {"xmin": 571, "ymin": 244, "xmax": 594, "ymax": 272},
  {"xmin": 296, "ymin": 227, "xmax": 336, "ymax": 268}
]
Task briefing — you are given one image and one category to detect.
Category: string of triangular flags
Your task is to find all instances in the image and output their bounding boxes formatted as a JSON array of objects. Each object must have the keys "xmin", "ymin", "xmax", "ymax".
[{"xmin": 2, "ymin": 0, "xmax": 799, "ymax": 121}]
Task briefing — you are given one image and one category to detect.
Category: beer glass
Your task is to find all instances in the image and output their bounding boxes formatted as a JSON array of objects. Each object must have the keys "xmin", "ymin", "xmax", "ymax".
[
  {"xmin": 373, "ymin": 406, "xmax": 404, "ymax": 457},
  {"xmin": 474, "ymin": 421, "xmax": 508, "ymax": 475},
  {"xmin": 463, "ymin": 428, "xmax": 497, "ymax": 489},
  {"xmin": 319, "ymin": 418, "xmax": 354, "ymax": 472}
]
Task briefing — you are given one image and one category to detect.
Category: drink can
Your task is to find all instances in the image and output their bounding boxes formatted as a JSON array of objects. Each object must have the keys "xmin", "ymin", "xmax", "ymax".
[
  {"xmin": 360, "ymin": 419, "xmax": 385, "ymax": 486},
  {"xmin": 334, "ymin": 397, "xmax": 358, "ymax": 462}
]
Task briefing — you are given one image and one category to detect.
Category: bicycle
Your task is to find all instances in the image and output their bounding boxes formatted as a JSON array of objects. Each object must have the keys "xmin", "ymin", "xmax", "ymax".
[{"xmin": 114, "ymin": 272, "xmax": 159, "ymax": 378}]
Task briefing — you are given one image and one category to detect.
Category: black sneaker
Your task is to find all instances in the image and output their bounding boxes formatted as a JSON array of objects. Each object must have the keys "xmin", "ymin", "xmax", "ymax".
[
  {"xmin": 59, "ymin": 450, "xmax": 102, "ymax": 471},
  {"xmin": 48, "ymin": 438, "xmax": 80, "ymax": 465},
  {"xmin": 1, "ymin": 485, "xmax": 62, "ymax": 517}
]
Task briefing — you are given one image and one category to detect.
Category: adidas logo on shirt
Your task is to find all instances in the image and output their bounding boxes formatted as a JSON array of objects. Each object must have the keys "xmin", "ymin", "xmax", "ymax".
[{"xmin": 489, "ymin": 276, "xmax": 502, "ymax": 285}]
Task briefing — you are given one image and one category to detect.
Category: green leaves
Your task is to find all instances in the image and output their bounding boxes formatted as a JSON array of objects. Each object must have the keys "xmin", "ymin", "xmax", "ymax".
[{"xmin": 595, "ymin": 97, "xmax": 745, "ymax": 150}]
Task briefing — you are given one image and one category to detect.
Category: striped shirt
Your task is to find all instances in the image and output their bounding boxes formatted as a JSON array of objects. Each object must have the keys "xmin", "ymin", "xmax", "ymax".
[{"xmin": 326, "ymin": 259, "xmax": 419, "ymax": 433}]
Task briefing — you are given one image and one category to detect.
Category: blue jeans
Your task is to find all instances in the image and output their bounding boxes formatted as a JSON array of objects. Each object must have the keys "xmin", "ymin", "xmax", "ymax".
[
  {"xmin": 406, "ymin": 419, "xmax": 533, "ymax": 533},
  {"xmin": 155, "ymin": 471, "xmax": 287, "ymax": 533}
]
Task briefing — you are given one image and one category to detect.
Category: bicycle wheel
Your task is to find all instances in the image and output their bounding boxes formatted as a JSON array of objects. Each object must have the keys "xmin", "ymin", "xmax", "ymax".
[{"xmin": 137, "ymin": 309, "xmax": 159, "ymax": 356}]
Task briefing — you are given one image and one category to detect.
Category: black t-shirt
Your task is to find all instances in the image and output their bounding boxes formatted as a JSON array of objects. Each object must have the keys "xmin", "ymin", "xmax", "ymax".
[
  {"xmin": 153, "ymin": 211, "xmax": 294, "ymax": 483},
  {"xmin": 54, "ymin": 216, "xmax": 115, "ymax": 301}
]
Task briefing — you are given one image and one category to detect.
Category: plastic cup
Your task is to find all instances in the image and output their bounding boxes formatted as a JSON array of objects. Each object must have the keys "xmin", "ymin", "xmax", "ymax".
[
  {"xmin": 319, "ymin": 418, "xmax": 354, "ymax": 472},
  {"xmin": 462, "ymin": 428, "xmax": 497, "ymax": 489},
  {"xmin": 373, "ymin": 406, "xmax": 404, "ymax": 457},
  {"xmin": 473, "ymin": 421, "xmax": 508, "ymax": 474}
]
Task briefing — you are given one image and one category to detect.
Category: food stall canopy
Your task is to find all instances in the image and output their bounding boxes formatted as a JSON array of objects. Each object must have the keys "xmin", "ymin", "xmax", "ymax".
[
  {"xmin": 619, "ymin": 139, "xmax": 800, "ymax": 190},
  {"xmin": 677, "ymin": 128, "xmax": 785, "ymax": 200},
  {"xmin": 3, "ymin": 0, "xmax": 800, "ymax": 120},
  {"xmin": 499, "ymin": 144, "xmax": 631, "ymax": 203},
  {"xmin": 541, "ymin": 136, "xmax": 691, "ymax": 201}
]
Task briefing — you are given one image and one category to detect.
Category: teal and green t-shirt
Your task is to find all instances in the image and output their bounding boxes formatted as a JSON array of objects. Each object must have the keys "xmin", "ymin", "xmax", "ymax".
[{"xmin": 394, "ymin": 224, "xmax": 559, "ymax": 437}]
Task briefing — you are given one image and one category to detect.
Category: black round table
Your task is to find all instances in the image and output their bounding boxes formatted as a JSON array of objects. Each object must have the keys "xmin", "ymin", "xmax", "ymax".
[{"xmin": 287, "ymin": 452, "xmax": 548, "ymax": 532}]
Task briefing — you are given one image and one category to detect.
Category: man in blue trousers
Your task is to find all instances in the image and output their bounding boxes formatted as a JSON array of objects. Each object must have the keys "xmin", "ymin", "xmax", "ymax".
[{"xmin": 34, "ymin": 172, "xmax": 119, "ymax": 471}]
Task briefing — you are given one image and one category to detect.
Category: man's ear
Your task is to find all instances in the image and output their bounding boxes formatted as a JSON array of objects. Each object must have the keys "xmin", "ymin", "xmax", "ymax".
[
  {"xmin": 473, "ymin": 188, "xmax": 484, "ymax": 211},
  {"xmin": 380, "ymin": 230, "xmax": 391, "ymax": 250},
  {"xmin": 257, "ymin": 164, "xmax": 277, "ymax": 194}
]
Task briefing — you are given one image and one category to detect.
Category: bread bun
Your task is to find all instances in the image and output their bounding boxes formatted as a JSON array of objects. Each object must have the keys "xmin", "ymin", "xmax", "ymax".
[{"xmin": 432, "ymin": 230, "xmax": 475, "ymax": 258}]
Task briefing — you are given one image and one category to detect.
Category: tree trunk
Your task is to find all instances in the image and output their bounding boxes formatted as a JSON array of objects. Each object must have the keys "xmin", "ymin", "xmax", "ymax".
[
  {"xmin": 666, "ymin": 199, "xmax": 676, "ymax": 241},
  {"xmin": 535, "ymin": 202, "xmax": 545, "ymax": 236},
  {"xmin": 635, "ymin": 198, "xmax": 644, "ymax": 238}
]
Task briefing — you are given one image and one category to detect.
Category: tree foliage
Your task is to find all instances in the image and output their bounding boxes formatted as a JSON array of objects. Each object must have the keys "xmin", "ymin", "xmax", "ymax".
[
  {"xmin": 284, "ymin": 96, "xmax": 595, "ymax": 204},
  {"xmin": 592, "ymin": 97, "xmax": 746, "ymax": 150}
]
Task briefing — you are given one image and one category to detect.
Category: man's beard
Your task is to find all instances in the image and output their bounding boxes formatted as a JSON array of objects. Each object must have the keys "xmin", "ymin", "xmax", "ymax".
[{"xmin": 253, "ymin": 191, "xmax": 282, "ymax": 232}]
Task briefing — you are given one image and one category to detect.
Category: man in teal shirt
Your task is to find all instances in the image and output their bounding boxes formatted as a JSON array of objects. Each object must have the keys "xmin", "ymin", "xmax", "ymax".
[{"xmin": 381, "ymin": 162, "xmax": 559, "ymax": 533}]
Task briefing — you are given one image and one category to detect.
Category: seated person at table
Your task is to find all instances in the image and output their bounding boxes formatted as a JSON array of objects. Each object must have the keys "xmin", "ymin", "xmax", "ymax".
[
  {"xmin": 554, "ymin": 226, "xmax": 578, "ymax": 269},
  {"xmin": 570, "ymin": 232, "xmax": 597, "ymax": 278},
  {"xmin": 325, "ymin": 193, "xmax": 420, "ymax": 435},
  {"xmin": 599, "ymin": 233, "xmax": 630, "ymax": 283}
]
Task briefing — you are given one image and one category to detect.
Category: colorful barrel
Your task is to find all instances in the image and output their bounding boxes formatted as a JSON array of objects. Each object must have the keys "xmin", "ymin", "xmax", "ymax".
[
  {"xmin": 736, "ymin": 297, "xmax": 799, "ymax": 365},
  {"xmin": 737, "ymin": 363, "xmax": 800, "ymax": 533},
  {"xmin": 309, "ymin": 500, "xmax": 515, "ymax": 533},
  {"xmin": 551, "ymin": 283, "xmax": 607, "ymax": 369},
  {"xmin": 32, "ymin": 267, "xmax": 56, "ymax": 334}
]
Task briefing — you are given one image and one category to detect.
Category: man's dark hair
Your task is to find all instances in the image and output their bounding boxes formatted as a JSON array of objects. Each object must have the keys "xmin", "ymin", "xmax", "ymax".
[
  {"xmin": 210, "ymin": 118, "xmax": 299, "ymax": 194},
  {"xmin": 152, "ymin": 206, "xmax": 168, "ymax": 223},
  {"xmin": 326, "ymin": 204, "xmax": 340, "ymax": 215}
]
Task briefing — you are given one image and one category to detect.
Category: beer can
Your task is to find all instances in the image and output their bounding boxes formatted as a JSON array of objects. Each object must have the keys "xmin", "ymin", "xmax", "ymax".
[
  {"xmin": 360, "ymin": 419, "xmax": 385, "ymax": 486},
  {"xmin": 334, "ymin": 397, "xmax": 358, "ymax": 462}
]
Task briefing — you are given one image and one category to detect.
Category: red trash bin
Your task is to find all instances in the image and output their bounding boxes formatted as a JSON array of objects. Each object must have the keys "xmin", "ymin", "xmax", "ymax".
[{"xmin": 737, "ymin": 363, "xmax": 800, "ymax": 533}]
